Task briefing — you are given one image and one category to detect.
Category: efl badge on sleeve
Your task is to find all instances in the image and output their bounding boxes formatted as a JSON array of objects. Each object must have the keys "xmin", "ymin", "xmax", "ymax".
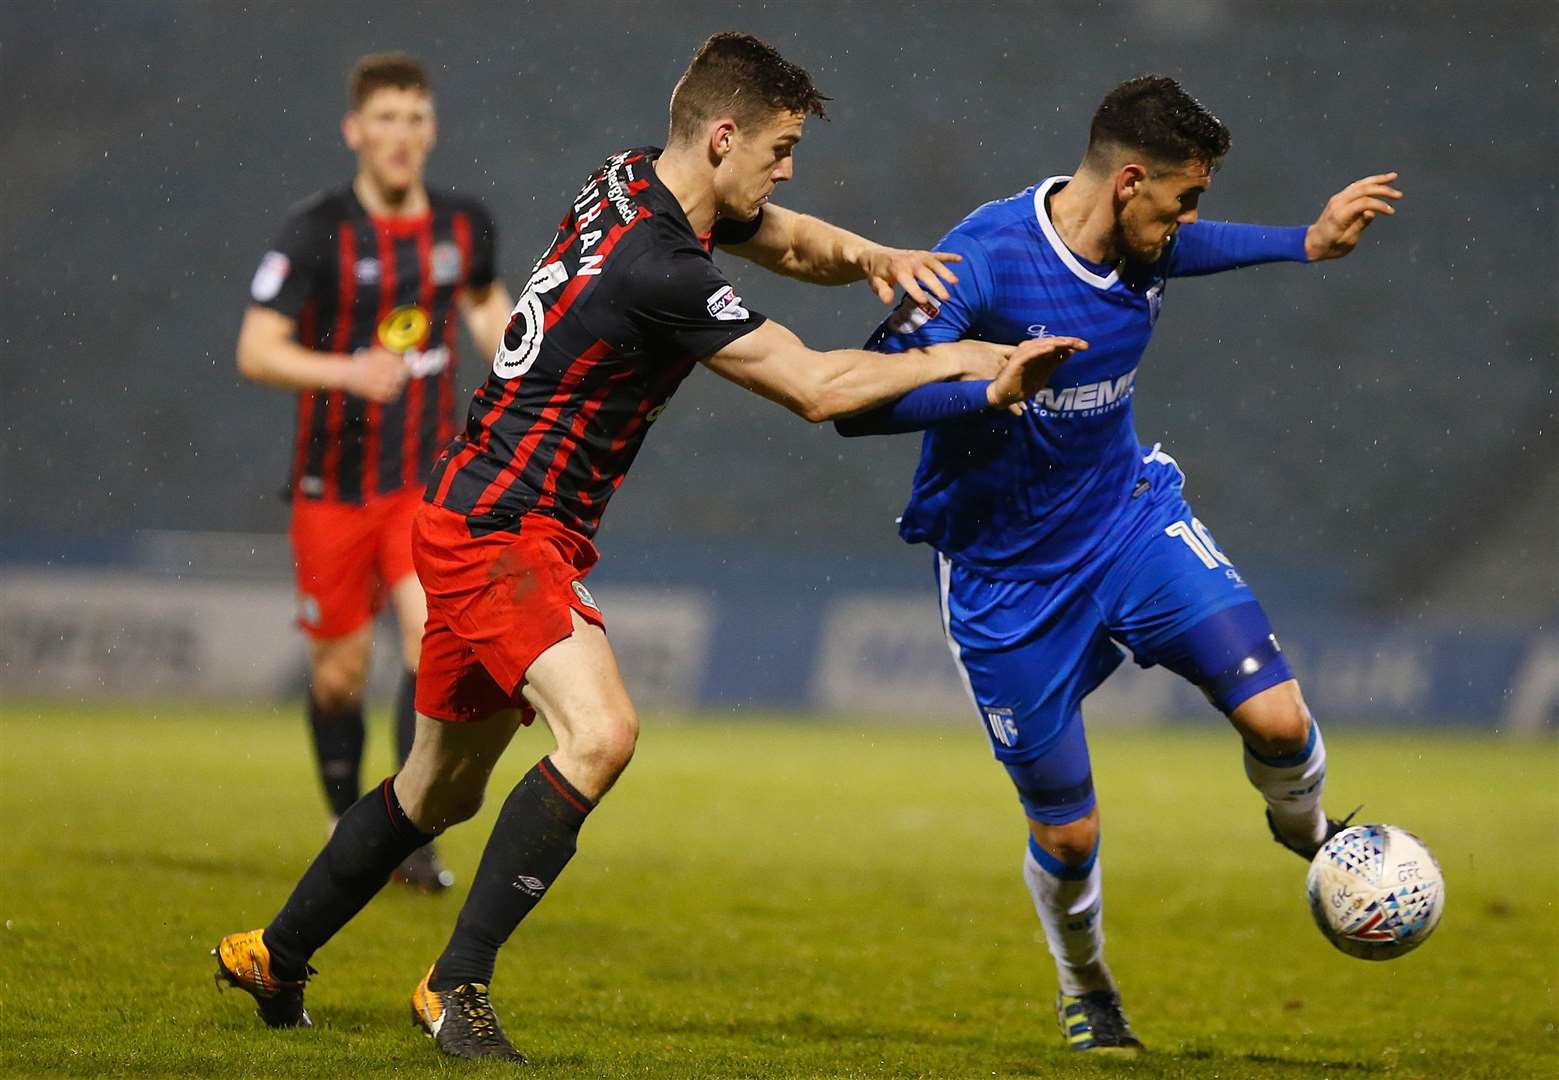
[{"xmin": 250, "ymin": 251, "xmax": 290, "ymax": 303}]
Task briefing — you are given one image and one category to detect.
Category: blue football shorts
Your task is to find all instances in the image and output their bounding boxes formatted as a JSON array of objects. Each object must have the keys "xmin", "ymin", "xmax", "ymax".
[{"xmin": 935, "ymin": 450, "xmax": 1294, "ymax": 824}]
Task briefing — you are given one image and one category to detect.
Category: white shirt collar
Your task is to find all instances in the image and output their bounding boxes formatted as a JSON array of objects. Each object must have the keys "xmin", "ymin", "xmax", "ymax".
[{"xmin": 1033, "ymin": 175, "xmax": 1118, "ymax": 290}]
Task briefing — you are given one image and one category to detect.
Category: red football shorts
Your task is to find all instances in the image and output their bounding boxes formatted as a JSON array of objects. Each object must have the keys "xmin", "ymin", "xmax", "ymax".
[
  {"xmin": 412, "ymin": 502, "xmax": 604, "ymax": 724},
  {"xmin": 290, "ymin": 488, "xmax": 422, "ymax": 639}
]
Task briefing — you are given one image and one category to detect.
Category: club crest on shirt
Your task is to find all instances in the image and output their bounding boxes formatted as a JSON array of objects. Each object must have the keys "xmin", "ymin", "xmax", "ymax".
[
  {"xmin": 1146, "ymin": 282, "xmax": 1164, "ymax": 326},
  {"xmin": 354, "ymin": 257, "xmax": 382, "ymax": 284},
  {"xmin": 250, "ymin": 251, "xmax": 290, "ymax": 302},
  {"xmin": 705, "ymin": 285, "xmax": 749, "ymax": 321},
  {"xmin": 431, "ymin": 242, "xmax": 463, "ymax": 285}
]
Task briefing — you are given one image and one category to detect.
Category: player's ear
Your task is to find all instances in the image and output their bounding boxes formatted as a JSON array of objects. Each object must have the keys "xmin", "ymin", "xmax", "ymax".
[
  {"xmin": 342, "ymin": 111, "xmax": 362, "ymax": 151},
  {"xmin": 1115, "ymin": 163, "xmax": 1148, "ymax": 202},
  {"xmin": 709, "ymin": 118, "xmax": 738, "ymax": 162}
]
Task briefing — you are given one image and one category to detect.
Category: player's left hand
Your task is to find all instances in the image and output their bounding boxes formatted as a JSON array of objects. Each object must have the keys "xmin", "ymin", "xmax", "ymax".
[
  {"xmin": 861, "ymin": 247, "xmax": 962, "ymax": 307},
  {"xmin": 1305, "ymin": 172, "xmax": 1403, "ymax": 261}
]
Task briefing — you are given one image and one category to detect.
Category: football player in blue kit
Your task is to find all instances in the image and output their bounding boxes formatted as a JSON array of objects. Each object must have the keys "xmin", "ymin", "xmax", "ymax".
[{"xmin": 838, "ymin": 75, "xmax": 1402, "ymax": 1053}]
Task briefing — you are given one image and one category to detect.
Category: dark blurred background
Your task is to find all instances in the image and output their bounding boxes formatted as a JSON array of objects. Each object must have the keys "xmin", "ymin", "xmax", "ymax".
[{"xmin": 2, "ymin": 1, "xmax": 1555, "ymax": 719}]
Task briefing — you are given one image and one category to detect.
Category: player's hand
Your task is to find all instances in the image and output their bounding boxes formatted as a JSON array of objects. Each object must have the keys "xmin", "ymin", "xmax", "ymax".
[
  {"xmin": 986, "ymin": 336, "xmax": 1088, "ymax": 414},
  {"xmin": 1304, "ymin": 172, "xmax": 1402, "ymax": 262},
  {"xmin": 342, "ymin": 345, "xmax": 408, "ymax": 403},
  {"xmin": 861, "ymin": 246, "xmax": 962, "ymax": 307}
]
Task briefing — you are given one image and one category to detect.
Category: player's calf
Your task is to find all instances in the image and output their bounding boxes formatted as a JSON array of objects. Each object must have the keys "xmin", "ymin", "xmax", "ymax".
[
  {"xmin": 429, "ymin": 756, "xmax": 595, "ymax": 990},
  {"xmin": 1234, "ymin": 683, "xmax": 1330, "ymax": 854},
  {"xmin": 1023, "ymin": 824, "xmax": 1113, "ymax": 999}
]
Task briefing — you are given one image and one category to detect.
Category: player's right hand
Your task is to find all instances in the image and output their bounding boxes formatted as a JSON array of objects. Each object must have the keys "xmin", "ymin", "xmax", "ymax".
[
  {"xmin": 343, "ymin": 345, "xmax": 409, "ymax": 403},
  {"xmin": 986, "ymin": 336, "xmax": 1088, "ymax": 413}
]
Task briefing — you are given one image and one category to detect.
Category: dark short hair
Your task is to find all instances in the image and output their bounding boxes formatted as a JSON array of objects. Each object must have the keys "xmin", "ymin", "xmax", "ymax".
[
  {"xmin": 668, "ymin": 32, "xmax": 829, "ymax": 143},
  {"xmin": 348, "ymin": 52, "xmax": 431, "ymax": 111},
  {"xmin": 1086, "ymin": 75, "xmax": 1231, "ymax": 170}
]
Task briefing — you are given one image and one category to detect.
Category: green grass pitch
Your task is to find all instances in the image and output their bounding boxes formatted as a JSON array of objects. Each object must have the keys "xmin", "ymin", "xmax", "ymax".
[{"xmin": 1, "ymin": 702, "xmax": 1554, "ymax": 1078}]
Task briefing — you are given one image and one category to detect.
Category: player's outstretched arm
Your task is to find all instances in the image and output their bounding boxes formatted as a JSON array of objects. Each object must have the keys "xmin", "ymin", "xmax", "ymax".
[
  {"xmin": 835, "ymin": 335, "xmax": 1088, "ymax": 436},
  {"xmin": 1304, "ymin": 172, "xmax": 1402, "ymax": 261},
  {"xmin": 701, "ymin": 319, "xmax": 1010, "ymax": 423},
  {"xmin": 1167, "ymin": 173, "xmax": 1401, "ymax": 277},
  {"xmin": 719, "ymin": 203, "xmax": 961, "ymax": 308},
  {"xmin": 457, "ymin": 282, "xmax": 516, "ymax": 360},
  {"xmin": 236, "ymin": 306, "xmax": 407, "ymax": 404}
]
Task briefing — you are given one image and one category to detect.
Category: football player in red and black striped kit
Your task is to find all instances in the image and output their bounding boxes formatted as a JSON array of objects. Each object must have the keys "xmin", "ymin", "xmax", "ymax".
[
  {"xmin": 217, "ymin": 34, "xmax": 1065, "ymax": 1057},
  {"xmin": 234, "ymin": 53, "xmax": 513, "ymax": 892}
]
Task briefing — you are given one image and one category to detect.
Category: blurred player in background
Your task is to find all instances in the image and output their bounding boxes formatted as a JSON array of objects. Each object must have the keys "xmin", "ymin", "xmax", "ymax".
[
  {"xmin": 841, "ymin": 75, "xmax": 1401, "ymax": 1053},
  {"xmin": 216, "ymin": 32, "xmax": 1062, "ymax": 1060},
  {"xmin": 236, "ymin": 52, "xmax": 513, "ymax": 892}
]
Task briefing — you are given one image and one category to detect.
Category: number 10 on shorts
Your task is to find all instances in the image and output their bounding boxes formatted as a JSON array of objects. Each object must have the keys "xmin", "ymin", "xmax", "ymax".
[{"xmin": 1165, "ymin": 518, "xmax": 1232, "ymax": 570}]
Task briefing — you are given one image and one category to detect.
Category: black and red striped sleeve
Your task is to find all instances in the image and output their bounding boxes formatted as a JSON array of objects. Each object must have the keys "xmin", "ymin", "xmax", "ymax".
[
  {"xmin": 621, "ymin": 241, "xmax": 767, "ymax": 361},
  {"xmin": 248, "ymin": 196, "xmax": 332, "ymax": 319}
]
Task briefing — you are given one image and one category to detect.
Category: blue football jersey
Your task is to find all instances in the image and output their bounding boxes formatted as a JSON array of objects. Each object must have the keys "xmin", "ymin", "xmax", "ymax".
[{"xmin": 869, "ymin": 175, "xmax": 1306, "ymax": 580}]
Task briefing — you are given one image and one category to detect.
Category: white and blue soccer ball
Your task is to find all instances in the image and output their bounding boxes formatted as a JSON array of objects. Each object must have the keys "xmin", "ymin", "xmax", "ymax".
[{"xmin": 1306, "ymin": 823, "xmax": 1444, "ymax": 960}]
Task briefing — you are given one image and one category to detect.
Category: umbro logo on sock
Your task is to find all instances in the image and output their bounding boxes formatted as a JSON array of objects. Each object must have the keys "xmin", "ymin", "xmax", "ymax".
[{"xmin": 512, "ymin": 875, "xmax": 547, "ymax": 897}]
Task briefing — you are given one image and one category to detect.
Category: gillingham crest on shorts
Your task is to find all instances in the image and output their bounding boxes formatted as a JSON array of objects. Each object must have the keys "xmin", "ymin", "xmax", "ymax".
[
  {"xmin": 983, "ymin": 706, "xmax": 1019, "ymax": 748},
  {"xmin": 571, "ymin": 580, "xmax": 599, "ymax": 611},
  {"xmin": 1306, "ymin": 823, "xmax": 1445, "ymax": 960}
]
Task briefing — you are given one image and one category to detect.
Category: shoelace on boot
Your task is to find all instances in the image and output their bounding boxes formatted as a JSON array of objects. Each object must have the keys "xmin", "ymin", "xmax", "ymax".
[{"xmin": 456, "ymin": 987, "xmax": 509, "ymax": 1050}]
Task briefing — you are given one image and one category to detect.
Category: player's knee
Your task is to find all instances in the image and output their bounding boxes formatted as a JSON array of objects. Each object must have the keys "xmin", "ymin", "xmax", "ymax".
[
  {"xmin": 566, "ymin": 710, "xmax": 639, "ymax": 783},
  {"xmin": 1031, "ymin": 812, "xmax": 1100, "ymax": 868},
  {"xmin": 1234, "ymin": 683, "xmax": 1311, "ymax": 758},
  {"xmin": 399, "ymin": 632, "xmax": 421, "ymax": 673},
  {"xmin": 437, "ymin": 785, "xmax": 486, "ymax": 827},
  {"xmin": 311, "ymin": 661, "xmax": 366, "ymax": 712}
]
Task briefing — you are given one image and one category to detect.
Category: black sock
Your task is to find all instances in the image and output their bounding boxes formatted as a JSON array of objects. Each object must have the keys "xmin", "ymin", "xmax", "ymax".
[
  {"xmin": 394, "ymin": 671, "xmax": 417, "ymax": 767},
  {"xmin": 264, "ymin": 777, "xmax": 435, "ymax": 979},
  {"xmin": 431, "ymin": 757, "xmax": 593, "ymax": 990},
  {"xmin": 308, "ymin": 696, "xmax": 364, "ymax": 818}
]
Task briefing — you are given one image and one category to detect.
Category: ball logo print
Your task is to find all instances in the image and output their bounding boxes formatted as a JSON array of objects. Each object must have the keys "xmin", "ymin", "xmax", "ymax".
[
  {"xmin": 377, "ymin": 305, "xmax": 431, "ymax": 353},
  {"xmin": 1306, "ymin": 824, "xmax": 1445, "ymax": 960}
]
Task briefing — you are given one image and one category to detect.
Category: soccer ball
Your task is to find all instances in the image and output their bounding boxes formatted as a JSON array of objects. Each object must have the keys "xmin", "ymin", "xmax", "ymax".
[{"xmin": 1306, "ymin": 823, "xmax": 1444, "ymax": 960}]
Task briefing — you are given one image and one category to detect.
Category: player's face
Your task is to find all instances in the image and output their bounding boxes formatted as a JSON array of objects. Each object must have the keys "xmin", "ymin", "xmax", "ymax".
[
  {"xmin": 715, "ymin": 110, "xmax": 804, "ymax": 220},
  {"xmin": 1117, "ymin": 160, "xmax": 1210, "ymax": 263},
  {"xmin": 343, "ymin": 87, "xmax": 436, "ymax": 197}
]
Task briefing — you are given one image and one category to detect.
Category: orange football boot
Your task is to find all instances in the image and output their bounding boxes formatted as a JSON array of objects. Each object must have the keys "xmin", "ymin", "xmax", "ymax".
[
  {"xmin": 212, "ymin": 929, "xmax": 312, "ymax": 1028},
  {"xmin": 411, "ymin": 965, "xmax": 525, "ymax": 1061}
]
